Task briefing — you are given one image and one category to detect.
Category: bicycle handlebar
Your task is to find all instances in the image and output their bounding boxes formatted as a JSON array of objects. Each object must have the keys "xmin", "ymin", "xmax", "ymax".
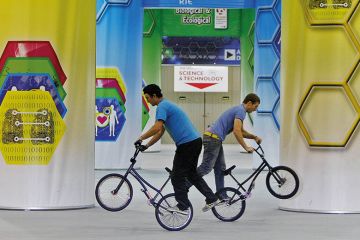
[{"xmin": 254, "ymin": 144, "xmax": 265, "ymax": 157}]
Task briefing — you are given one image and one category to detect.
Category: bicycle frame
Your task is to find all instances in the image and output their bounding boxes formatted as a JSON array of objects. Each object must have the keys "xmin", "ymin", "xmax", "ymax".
[
  {"xmin": 113, "ymin": 147, "xmax": 172, "ymax": 207},
  {"xmin": 227, "ymin": 145, "xmax": 274, "ymax": 195}
]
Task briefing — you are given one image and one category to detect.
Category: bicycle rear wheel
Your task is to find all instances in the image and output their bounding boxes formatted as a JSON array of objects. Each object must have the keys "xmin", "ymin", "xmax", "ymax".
[
  {"xmin": 212, "ymin": 187, "xmax": 246, "ymax": 222},
  {"xmin": 266, "ymin": 166, "xmax": 299, "ymax": 199},
  {"xmin": 155, "ymin": 193, "xmax": 193, "ymax": 231},
  {"xmin": 95, "ymin": 173, "xmax": 133, "ymax": 211}
]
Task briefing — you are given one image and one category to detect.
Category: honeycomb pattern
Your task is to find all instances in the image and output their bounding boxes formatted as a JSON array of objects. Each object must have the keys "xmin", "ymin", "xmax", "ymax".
[
  {"xmin": 141, "ymin": 79, "xmax": 150, "ymax": 130},
  {"xmin": 298, "ymin": 0, "xmax": 360, "ymax": 147},
  {"xmin": 0, "ymin": 41, "xmax": 67, "ymax": 165},
  {"xmin": 95, "ymin": 68, "xmax": 127, "ymax": 141},
  {"xmin": 143, "ymin": 9, "xmax": 156, "ymax": 37},
  {"xmin": 96, "ymin": 0, "xmax": 132, "ymax": 23},
  {"xmin": 248, "ymin": 22, "xmax": 255, "ymax": 73},
  {"xmin": 255, "ymin": 1, "xmax": 282, "ymax": 130},
  {"xmin": 162, "ymin": 37, "xmax": 240, "ymax": 65}
]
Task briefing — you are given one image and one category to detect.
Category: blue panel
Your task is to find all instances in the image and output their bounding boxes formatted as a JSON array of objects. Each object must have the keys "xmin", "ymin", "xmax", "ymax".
[
  {"xmin": 274, "ymin": 0, "xmax": 281, "ymax": 20},
  {"xmin": 273, "ymin": 98, "xmax": 280, "ymax": 130},
  {"xmin": 142, "ymin": 0, "xmax": 254, "ymax": 8},
  {"xmin": 256, "ymin": 78, "xmax": 279, "ymax": 112},
  {"xmin": 256, "ymin": 9, "xmax": 279, "ymax": 43},
  {"xmin": 273, "ymin": 64, "xmax": 280, "ymax": 90},
  {"xmin": 257, "ymin": 45, "xmax": 279, "ymax": 77}
]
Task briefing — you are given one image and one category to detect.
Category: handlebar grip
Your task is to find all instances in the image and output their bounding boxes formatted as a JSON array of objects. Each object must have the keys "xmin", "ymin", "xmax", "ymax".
[{"xmin": 165, "ymin": 167, "xmax": 172, "ymax": 173}]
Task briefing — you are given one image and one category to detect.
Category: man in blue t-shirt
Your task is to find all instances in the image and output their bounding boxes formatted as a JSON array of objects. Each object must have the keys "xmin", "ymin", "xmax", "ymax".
[
  {"xmin": 135, "ymin": 84, "xmax": 221, "ymax": 214},
  {"xmin": 197, "ymin": 93, "xmax": 262, "ymax": 199}
]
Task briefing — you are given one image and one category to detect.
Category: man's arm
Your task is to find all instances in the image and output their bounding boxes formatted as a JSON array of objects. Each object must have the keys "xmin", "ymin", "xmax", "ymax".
[
  {"xmin": 233, "ymin": 118, "xmax": 254, "ymax": 153},
  {"xmin": 138, "ymin": 120, "xmax": 164, "ymax": 141},
  {"xmin": 145, "ymin": 126, "xmax": 165, "ymax": 148},
  {"xmin": 242, "ymin": 129, "xmax": 262, "ymax": 144}
]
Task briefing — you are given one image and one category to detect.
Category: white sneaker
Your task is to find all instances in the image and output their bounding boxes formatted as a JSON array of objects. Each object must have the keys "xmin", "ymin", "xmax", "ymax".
[
  {"xmin": 202, "ymin": 199, "xmax": 222, "ymax": 212},
  {"xmin": 167, "ymin": 206, "xmax": 189, "ymax": 215}
]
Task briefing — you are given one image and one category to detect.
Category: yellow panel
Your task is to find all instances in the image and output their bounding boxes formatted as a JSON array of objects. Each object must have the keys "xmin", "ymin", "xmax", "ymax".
[{"xmin": 0, "ymin": 91, "xmax": 66, "ymax": 165}]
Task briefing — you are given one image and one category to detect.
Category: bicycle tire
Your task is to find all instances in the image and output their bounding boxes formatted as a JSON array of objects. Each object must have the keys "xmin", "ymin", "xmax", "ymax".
[
  {"xmin": 95, "ymin": 173, "xmax": 133, "ymax": 212},
  {"xmin": 266, "ymin": 166, "xmax": 299, "ymax": 199},
  {"xmin": 212, "ymin": 187, "xmax": 246, "ymax": 222},
  {"xmin": 155, "ymin": 193, "xmax": 193, "ymax": 231}
]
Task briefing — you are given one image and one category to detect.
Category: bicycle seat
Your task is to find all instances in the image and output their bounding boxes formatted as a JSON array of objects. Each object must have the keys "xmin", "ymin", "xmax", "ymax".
[{"xmin": 223, "ymin": 165, "xmax": 236, "ymax": 176}]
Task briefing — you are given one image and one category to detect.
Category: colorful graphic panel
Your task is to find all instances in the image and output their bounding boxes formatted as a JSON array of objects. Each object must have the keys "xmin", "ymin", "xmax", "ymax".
[
  {"xmin": 0, "ymin": 58, "xmax": 67, "ymax": 100},
  {"xmin": 0, "ymin": 91, "xmax": 66, "ymax": 165},
  {"xmin": 0, "ymin": 74, "xmax": 67, "ymax": 117},
  {"xmin": 0, "ymin": 41, "xmax": 67, "ymax": 85},
  {"xmin": 162, "ymin": 36, "xmax": 240, "ymax": 65},
  {"xmin": 95, "ymin": 98, "xmax": 125, "ymax": 141}
]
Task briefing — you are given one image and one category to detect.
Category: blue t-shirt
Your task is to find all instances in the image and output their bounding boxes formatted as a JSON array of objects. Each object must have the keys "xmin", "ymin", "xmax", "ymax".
[
  {"xmin": 209, "ymin": 104, "xmax": 246, "ymax": 141},
  {"xmin": 156, "ymin": 99, "xmax": 200, "ymax": 146}
]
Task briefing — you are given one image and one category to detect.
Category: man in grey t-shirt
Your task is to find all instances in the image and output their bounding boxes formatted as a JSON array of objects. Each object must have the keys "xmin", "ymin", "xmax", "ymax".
[{"xmin": 197, "ymin": 93, "xmax": 262, "ymax": 199}]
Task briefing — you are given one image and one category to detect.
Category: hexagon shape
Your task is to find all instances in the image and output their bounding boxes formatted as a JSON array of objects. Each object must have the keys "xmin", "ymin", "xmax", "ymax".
[
  {"xmin": 248, "ymin": 22, "xmax": 255, "ymax": 47},
  {"xmin": 0, "ymin": 91, "xmax": 66, "ymax": 165},
  {"xmin": 256, "ymin": 9, "xmax": 280, "ymax": 43},
  {"xmin": 205, "ymin": 42, "xmax": 216, "ymax": 53},
  {"xmin": 96, "ymin": 88, "xmax": 126, "ymax": 113},
  {"xmin": 0, "ymin": 41, "xmax": 67, "ymax": 85},
  {"xmin": 1, "ymin": 74, "xmax": 67, "ymax": 118},
  {"xmin": 302, "ymin": 0, "xmax": 359, "ymax": 25},
  {"xmin": 96, "ymin": 0, "xmax": 132, "ymax": 23},
  {"xmin": 96, "ymin": 78, "xmax": 126, "ymax": 103},
  {"xmin": 298, "ymin": 85, "xmax": 359, "ymax": 147},
  {"xmin": 300, "ymin": 26, "xmax": 359, "ymax": 84},
  {"xmin": 189, "ymin": 42, "xmax": 200, "ymax": 53},
  {"xmin": 273, "ymin": 99, "xmax": 280, "ymax": 130},
  {"xmin": 273, "ymin": 29, "xmax": 281, "ymax": 56},
  {"xmin": 257, "ymin": 45, "xmax": 279, "ymax": 77},
  {"xmin": 348, "ymin": 2, "xmax": 360, "ymax": 45},
  {"xmin": 348, "ymin": 62, "xmax": 360, "ymax": 103},
  {"xmin": 0, "ymin": 58, "xmax": 67, "ymax": 100},
  {"xmin": 256, "ymin": 77, "xmax": 279, "ymax": 112},
  {"xmin": 96, "ymin": 97, "xmax": 126, "ymax": 142},
  {"xmin": 143, "ymin": 9, "xmax": 156, "ymax": 37},
  {"xmin": 96, "ymin": 68, "xmax": 127, "ymax": 96},
  {"xmin": 273, "ymin": 64, "xmax": 280, "ymax": 90},
  {"xmin": 273, "ymin": 0, "xmax": 281, "ymax": 20}
]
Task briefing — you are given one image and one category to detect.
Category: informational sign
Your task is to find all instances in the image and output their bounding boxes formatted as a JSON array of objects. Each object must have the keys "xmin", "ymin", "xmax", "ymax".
[
  {"xmin": 175, "ymin": 8, "xmax": 212, "ymax": 25},
  {"xmin": 162, "ymin": 37, "xmax": 240, "ymax": 65},
  {"xmin": 174, "ymin": 65, "xmax": 228, "ymax": 92},
  {"xmin": 215, "ymin": 8, "xmax": 228, "ymax": 29}
]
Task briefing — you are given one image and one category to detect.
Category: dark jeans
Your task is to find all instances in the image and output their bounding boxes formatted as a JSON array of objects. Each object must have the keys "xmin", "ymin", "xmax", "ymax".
[{"xmin": 171, "ymin": 137, "xmax": 218, "ymax": 210}]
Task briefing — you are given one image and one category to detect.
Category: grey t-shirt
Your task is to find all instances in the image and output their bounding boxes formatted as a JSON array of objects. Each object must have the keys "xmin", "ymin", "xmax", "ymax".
[{"xmin": 209, "ymin": 104, "xmax": 246, "ymax": 141}]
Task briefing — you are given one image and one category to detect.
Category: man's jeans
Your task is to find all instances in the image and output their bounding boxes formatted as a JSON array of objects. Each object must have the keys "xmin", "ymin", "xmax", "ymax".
[
  {"xmin": 197, "ymin": 135, "xmax": 226, "ymax": 194},
  {"xmin": 172, "ymin": 137, "xmax": 218, "ymax": 210}
]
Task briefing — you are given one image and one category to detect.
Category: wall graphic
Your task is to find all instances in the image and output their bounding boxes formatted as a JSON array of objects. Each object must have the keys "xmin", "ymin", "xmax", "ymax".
[
  {"xmin": 297, "ymin": 0, "xmax": 360, "ymax": 147},
  {"xmin": 0, "ymin": 41, "xmax": 67, "ymax": 165},
  {"xmin": 95, "ymin": 68, "xmax": 127, "ymax": 142},
  {"xmin": 254, "ymin": 0, "xmax": 281, "ymax": 166}
]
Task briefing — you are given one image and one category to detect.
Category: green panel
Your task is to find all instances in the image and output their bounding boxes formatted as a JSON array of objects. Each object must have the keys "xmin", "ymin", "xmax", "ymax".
[
  {"xmin": 161, "ymin": 9, "xmax": 241, "ymax": 37},
  {"xmin": 142, "ymin": 104, "xmax": 150, "ymax": 129},
  {"xmin": 240, "ymin": 9, "xmax": 255, "ymax": 124},
  {"xmin": 0, "ymin": 57, "xmax": 67, "ymax": 100},
  {"xmin": 96, "ymin": 88, "xmax": 126, "ymax": 113}
]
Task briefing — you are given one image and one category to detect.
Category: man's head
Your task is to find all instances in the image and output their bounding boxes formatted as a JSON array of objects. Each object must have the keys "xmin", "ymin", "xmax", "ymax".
[
  {"xmin": 243, "ymin": 93, "xmax": 260, "ymax": 113},
  {"xmin": 143, "ymin": 84, "xmax": 163, "ymax": 106}
]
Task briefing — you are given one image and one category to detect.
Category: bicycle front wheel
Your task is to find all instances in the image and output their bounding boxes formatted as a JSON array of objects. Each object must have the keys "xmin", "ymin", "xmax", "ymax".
[
  {"xmin": 155, "ymin": 193, "xmax": 193, "ymax": 231},
  {"xmin": 95, "ymin": 173, "xmax": 133, "ymax": 211},
  {"xmin": 212, "ymin": 187, "xmax": 246, "ymax": 222},
  {"xmin": 266, "ymin": 166, "xmax": 299, "ymax": 199}
]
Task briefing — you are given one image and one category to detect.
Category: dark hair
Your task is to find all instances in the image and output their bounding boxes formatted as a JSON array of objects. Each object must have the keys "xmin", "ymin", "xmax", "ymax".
[
  {"xmin": 243, "ymin": 93, "xmax": 260, "ymax": 104},
  {"xmin": 143, "ymin": 84, "xmax": 163, "ymax": 98}
]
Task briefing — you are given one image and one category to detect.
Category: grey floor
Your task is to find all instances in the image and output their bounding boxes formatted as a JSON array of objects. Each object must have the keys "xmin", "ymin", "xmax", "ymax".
[{"xmin": 1, "ymin": 145, "xmax": 359, "ymax": 240}]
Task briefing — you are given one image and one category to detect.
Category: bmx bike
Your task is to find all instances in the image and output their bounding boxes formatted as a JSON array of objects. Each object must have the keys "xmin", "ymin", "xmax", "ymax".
[{"xmin": 212, "ymin": 144, "xmax": 300, "ymax": 222}]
